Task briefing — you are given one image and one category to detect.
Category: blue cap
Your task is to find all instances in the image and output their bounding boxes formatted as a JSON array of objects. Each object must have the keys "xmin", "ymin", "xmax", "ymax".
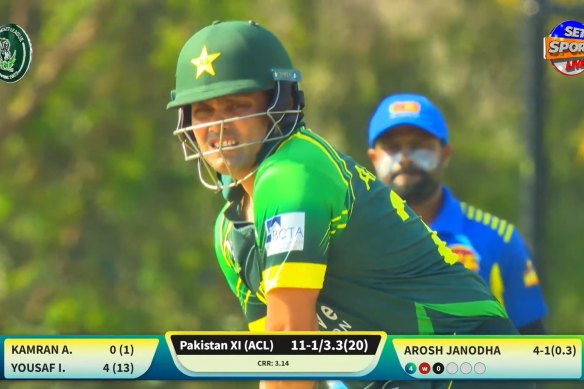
[{"xmin": 367, "ymin": 93, "xmax": 449, "ymax": 147}]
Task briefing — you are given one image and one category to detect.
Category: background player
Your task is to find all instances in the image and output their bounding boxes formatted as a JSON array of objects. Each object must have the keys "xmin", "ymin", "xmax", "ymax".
[{"xmin": 367, "ymin": 93, "xmax": 548, "ymax": 334}]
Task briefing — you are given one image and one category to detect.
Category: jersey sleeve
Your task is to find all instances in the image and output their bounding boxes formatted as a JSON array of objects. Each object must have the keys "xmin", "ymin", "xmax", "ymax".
[
  {"xmin": 253, "ymin": 153, "xmax": 348, "ymax": 294},
  {"xmin": 214, "ymin": 208, "xmax": 267, "ymax": 329},
  {"xmin": 498, "ymin": 228, "xmax": 548, "ymax": 328}
]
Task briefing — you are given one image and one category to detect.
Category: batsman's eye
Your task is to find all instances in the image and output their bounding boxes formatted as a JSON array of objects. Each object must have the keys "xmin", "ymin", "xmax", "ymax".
[
  {"xmin": 192, "ymin": 106, "xmax": 213, "ymax": 121},
  {"xmin": 225, "ymin": 101, "xmax": 251, "ymax": 115}
]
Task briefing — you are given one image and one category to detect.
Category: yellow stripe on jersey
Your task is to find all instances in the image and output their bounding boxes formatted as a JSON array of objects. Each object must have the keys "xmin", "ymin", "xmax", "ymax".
[
  {"xmin": 503, "ymin": 225, "xmax": 514, "ymax": 243},
  {"xmin": 497, "ymin": 219, "xmax": 507, "ymax": 237},
  {"xmin": 221, "ymin": 220, "xmax": 234, "ymax": 270},
  {"xmin": 462, "ymin": 205, "xmax": 515, "ymax": 244},
  {"xmin": 319, "ymin": 229, "xmax": 331, "ymax": 246},
  {"xmin": 242, "ymin": 290, "xmax": 251, "ymax": 313},
  {"xmin": 262, "ymin": 262, "xmax": 327, "ymax": 293},
  {"xmin": 474, "ymin": 209, "xmax": 483, "ymax": 223},
  {"xmin": 490, "ymin": 263, "xmax": 505, "ymax": 308},
  {"xmin": 390, "ymin": 190, "xmax": 410, "ymax": 221},
  {"xmin": 235, "ymin": 278, "xmax": 243, "ymax": 299},
  {"xmin": 256, "ymin": 283, "xmax": 268, "ymax": 304},
  {"xmin": 422, "ymin": 223, "xmax": 459, "ymax": 265},
  {"xmin": 490, "ymin": 216, "xmax": 500, "ymax": 230},
  {"xmin": 248, "ymin": 316, "xmax": 267, "ymax": 332},
  {"xmin": 467, "ymin": 205, "xmax": 475, "ymax": 220},
  {"xmin": 218, "ymin": 214, "xmax": 228, "ymax": 263},
  {"xmin": 329, "ymin": 210, "xmax": 349, "ymax": 241}
]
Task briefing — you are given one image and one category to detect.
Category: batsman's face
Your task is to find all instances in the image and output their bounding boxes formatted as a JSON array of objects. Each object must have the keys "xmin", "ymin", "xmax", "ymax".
[
  {"xmin": 367, "ymin": 126, "xmax": 451, "ymax": 204},
  {"xmin": 190, "ymin": 91, "xmax": 270, "ymax": 179}
]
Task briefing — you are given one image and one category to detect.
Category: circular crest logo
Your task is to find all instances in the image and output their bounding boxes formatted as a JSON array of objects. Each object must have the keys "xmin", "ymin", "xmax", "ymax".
[
  {"xmin": 543, "ymin": 20, "xmax": 584, "ymax": 76},
  {"xmin": 0, "ymin": 23, "xmax": 32, "ymax": 83}
]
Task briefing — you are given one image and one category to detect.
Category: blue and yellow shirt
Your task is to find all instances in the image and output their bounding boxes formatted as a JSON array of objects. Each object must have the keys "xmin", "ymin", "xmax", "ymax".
[{"xmin": 430, "ymin": 187, "xmax": 548, "ymax": 329}]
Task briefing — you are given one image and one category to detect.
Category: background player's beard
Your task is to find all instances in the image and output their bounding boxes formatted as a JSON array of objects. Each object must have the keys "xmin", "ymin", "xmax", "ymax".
[{"xmin": 390, "ymin": 169, "xmax": 440, "ymax": 206}]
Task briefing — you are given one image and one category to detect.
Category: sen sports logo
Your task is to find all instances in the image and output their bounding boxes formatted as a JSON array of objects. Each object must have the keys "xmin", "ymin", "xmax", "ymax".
[{"xmin": 543, "ymin": 20, "xmax": 584, "ymax": 76}]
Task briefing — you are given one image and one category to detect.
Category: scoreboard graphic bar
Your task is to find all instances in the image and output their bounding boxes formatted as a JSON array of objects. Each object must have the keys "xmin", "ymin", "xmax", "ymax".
[{"xmin": 1, "ymin": 333, "xmax": 582, "ymax": 381}]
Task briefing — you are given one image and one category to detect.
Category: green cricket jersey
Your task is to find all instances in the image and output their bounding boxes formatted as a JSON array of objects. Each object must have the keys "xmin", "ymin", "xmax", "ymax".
[{"xmin": 214, "ymin": 126, "xmax": 508, "ymax": 334}]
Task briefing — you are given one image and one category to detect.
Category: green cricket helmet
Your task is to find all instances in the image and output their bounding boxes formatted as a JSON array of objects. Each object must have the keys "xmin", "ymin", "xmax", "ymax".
[{"xmin": 167, "ymin": 20, "xmax": 304, "ymax": 191}]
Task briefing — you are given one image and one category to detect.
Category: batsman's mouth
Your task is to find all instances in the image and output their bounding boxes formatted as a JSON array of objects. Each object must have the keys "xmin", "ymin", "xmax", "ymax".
[{"xmin": 209, "ymin": 138, "xmax": 239, "ymax": 149}]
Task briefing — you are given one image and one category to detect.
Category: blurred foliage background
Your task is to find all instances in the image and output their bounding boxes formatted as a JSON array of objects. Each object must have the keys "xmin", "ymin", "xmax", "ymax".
[{"xmin": 0, "ymin": 0, "xmax": 582, "ymax": 388}]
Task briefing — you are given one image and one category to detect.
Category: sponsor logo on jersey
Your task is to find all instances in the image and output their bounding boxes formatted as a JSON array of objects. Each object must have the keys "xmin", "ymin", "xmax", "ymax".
[
  {"xmin": 265, "ymin": 212, "xmax": 305, "ymax": 256},
  {"xmin": 449, "ymin": 244, "xmax": 480, "ymax": 273},
  {"xmin": 523, "ymin": 259, "xmax": 540, "ymax": 287}
]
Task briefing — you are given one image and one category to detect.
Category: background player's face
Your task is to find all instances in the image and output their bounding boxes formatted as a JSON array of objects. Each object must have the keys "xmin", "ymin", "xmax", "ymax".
[
  {"xmin": 190, "ymin": 91, "xmax": 270, "ymax": 179},
  {"xmin": 368, "ymin": 126, "xmax": 451, "ymax": 205}
]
